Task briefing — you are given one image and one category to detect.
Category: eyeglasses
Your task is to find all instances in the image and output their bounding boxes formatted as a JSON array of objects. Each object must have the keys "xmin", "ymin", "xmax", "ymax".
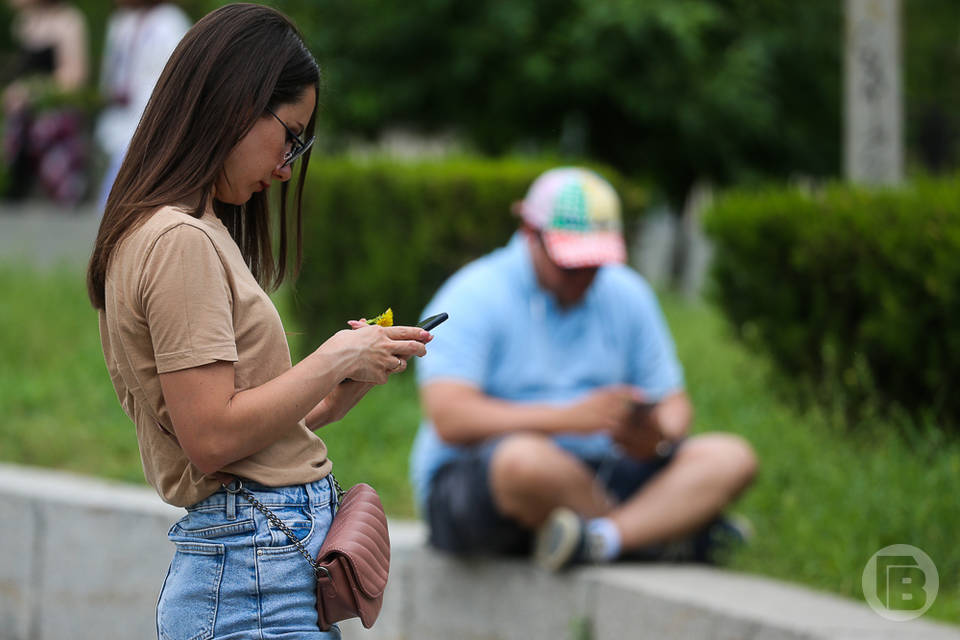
[{"xmin": 266, "ymin": 107, "xmax": 315, "ymax": 168}]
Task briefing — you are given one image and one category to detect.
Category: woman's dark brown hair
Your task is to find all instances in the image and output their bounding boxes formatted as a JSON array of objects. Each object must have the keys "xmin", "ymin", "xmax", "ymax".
[{"xmin": 87, "ymin": 3, "xmax": 320, "ymax": 309}]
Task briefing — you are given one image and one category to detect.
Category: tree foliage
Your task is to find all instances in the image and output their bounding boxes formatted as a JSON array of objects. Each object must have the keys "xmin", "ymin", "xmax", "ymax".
[
  {"xmin": 3, "ymin": 1, "xmax": 958, "ymax": 204},
  {"xmin": 904, "ymin": 0, "xmax": 960, "ymax": 173},
  {"xmin": 273, "ymin": 0, "xmax": 843, "ymax": 206}
]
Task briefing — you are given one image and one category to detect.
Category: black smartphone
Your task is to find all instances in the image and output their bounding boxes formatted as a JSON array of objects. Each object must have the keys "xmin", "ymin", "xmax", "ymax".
[
  {"xmin": 417, "ymin": 312, "xmax": 449, "ymax": 331},
  {"xmin": 630, "ymin": 400, "xmax": 658, "ymax": 422}
]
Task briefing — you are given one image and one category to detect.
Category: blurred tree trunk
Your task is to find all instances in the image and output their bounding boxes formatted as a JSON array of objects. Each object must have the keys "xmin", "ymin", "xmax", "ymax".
[
  {"xmin": 844, "ymin": 0, "xmax": 903, "ymax": 185},
  {"xmin": 667, "ymin": 179, "xmax": 713, "ymax": 299}
]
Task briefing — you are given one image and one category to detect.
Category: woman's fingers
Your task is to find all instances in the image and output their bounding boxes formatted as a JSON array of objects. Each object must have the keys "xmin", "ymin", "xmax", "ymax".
[
  {"xmin": 366, "ymin": 325, "xmax": 430, "ymax": 358},
  {"xmin": 384, "ymin": 325, "xmax": 433, "ymax": 342},
  {"xmin": 395, "ymin": 339, "xmax": 428, "ymax": 359},
  {"xmin": 337, "ymin": 324, "xmax": 429, "ymax": 382}
]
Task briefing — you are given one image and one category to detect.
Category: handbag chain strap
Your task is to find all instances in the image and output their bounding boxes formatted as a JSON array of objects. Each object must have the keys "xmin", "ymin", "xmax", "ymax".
[{"xmin": 225, "ymin": 474, "xmax": 347, "ymax": 580}]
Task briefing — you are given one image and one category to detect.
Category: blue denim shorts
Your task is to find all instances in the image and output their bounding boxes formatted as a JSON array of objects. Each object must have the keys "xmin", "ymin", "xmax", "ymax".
[{"xmin": 157, "ymin": 476, "xmax": 342, "ymax": 640}]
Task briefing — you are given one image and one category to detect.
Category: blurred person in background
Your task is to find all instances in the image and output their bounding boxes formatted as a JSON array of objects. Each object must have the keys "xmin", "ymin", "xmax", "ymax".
[
  {"xmin": 95, "ymin": 0, "xmax": 190, "ymax": 209},
  {"xmin": 2, "ymin": 0, "xmax": 89, "ymax": 205},
  {"xmin": 411, "ymin": 167, "xmax": 758, "ymax": 570}
]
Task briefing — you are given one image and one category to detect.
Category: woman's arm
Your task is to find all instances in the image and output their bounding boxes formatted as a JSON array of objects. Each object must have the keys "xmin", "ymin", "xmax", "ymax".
[
  {"xmin": 305, "ymin": 317, "xmax": 425, "ymax": 429},
  {"xmin": 304, "ymin": 379, "xmax": 375, "ymax": 429},
  {"xmin": 160, "ymin": 325, "xmax": 429, "ymax": 474}
]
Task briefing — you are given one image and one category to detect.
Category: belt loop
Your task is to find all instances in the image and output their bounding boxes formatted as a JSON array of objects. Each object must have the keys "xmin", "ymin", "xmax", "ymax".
[
  {"xmin": 328, "ymin": 474, "xmax": 339, "ymax": 510},
  {"xmin": 225, "ymin": 481, "xmax": 238, "ymax": 520}
]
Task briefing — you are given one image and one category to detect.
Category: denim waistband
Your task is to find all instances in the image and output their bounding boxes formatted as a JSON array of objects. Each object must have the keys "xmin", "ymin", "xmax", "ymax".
[{"xmin": 187, "ymin": 475, "xmax": 335, "ymax": 512}]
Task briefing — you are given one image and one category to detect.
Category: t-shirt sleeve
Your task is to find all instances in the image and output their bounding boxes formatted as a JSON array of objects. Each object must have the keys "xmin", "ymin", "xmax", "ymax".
[
  {"xmin": 139, "ymin": 224, "xmax": 238, "ymax": 373},
  {"xmin": 415, "ymin": 267, "xmax": 500, "ymax": 390},
  {"xmin": 623, "ymin": 274, "xmax": 685, "ymax": 399}
]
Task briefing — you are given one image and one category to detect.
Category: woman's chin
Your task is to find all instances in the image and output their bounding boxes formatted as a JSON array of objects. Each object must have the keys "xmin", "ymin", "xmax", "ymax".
[{"xmin": 214, "ymin": 193, "xmax": 253, "ymax": 206}]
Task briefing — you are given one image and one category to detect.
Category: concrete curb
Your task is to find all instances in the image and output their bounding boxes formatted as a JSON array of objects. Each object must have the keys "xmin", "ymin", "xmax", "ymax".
[{"xmin": 1, "ymin": 463, "xmax": 956, "ymax": 640}]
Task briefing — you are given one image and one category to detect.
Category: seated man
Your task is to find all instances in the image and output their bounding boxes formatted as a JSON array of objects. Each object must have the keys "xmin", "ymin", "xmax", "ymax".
[{"xmin": 410, "ymin": 167, "xmax": 757, "ymax": 570}]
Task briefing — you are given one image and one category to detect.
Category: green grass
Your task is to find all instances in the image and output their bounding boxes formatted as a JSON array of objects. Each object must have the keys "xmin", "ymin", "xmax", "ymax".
[
  {"xmin": 2, "ymin": 264, "xmax": 957, "ymax": 624},
  {"xmin": 0, "ymin": 265, "xmax": 145, "ymax": 483},
  {"xmin": 666, "ymin": 292, "xmax": 960, "ymax": 624}
]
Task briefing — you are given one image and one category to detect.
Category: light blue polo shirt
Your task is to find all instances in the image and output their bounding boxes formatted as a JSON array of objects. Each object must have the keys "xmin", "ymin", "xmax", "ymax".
[{"xmin": 410, "ymin": 233, "xmax": 684, "ymax": 510}]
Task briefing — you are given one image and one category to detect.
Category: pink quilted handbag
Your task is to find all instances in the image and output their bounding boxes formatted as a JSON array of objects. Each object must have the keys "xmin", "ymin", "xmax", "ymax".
[{"xmin": 314, "ymin": 482, "xmax": 391, "ymax": 630}]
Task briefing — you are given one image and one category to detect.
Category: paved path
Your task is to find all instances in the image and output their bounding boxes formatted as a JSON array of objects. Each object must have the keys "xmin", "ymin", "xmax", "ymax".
[{"xmin": 0, "ymin": 201, "xmax": 100, "ymax": 269}]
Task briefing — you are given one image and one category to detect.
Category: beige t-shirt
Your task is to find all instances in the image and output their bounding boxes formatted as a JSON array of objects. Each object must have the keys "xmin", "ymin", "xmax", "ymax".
[{"xmin": 99, "ymin": 206, "xmax": 331, "ymax": 507}]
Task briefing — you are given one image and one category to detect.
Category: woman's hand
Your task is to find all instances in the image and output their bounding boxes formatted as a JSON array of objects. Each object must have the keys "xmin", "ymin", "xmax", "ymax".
[
  {"xmin": 319, "ymin": 324, "xmax": 431, "ymax": 385},
  {"xmin": 305, "ymin": 379, "xmax": 374, "ymax": 429},
  {"xmin": 304, "ymin": 319, "xmax": 432, "ymax": 428}
]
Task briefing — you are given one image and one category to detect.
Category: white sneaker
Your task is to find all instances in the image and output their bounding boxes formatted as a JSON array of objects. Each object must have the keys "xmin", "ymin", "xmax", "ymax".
[{"xmin": 533, "ymin": 507, "xmax": 585, "ymax": 571}]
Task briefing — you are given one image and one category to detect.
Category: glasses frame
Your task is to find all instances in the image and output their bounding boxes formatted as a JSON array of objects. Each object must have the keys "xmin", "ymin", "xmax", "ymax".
[{"xmin": 266, "ymin": 107, "xmax": 315, "ymax": 169}]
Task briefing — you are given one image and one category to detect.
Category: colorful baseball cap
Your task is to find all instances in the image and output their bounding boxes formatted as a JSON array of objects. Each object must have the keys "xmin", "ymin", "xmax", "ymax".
[{"xmin": 516, "ymin": 167, "xmax": 627, "ymax": 268}]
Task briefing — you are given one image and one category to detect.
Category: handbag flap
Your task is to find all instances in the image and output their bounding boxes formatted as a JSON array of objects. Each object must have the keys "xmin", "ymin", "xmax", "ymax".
[{"xmin": 317, "ymin": 483, "xmax": 390, "ymax": 599}]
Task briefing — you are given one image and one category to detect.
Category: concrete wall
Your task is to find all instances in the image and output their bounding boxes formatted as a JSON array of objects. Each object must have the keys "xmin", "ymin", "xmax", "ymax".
[
  {"xmin": 0, "ymin": 464, "xmax": 179, "ymax": 639},
  {"xmin": 1, "ymin": 463, "xmax": 957, "ymax": 640}
]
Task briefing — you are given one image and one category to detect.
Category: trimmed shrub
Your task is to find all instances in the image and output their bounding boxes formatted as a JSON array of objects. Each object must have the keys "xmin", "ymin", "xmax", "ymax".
[
  {"xmin": 705, "ymin": 178, "xmax": 960, "ymax": 427},
  {"xmin": 293, "ymin": 156, "xmax": 645, "ymax": 351}
]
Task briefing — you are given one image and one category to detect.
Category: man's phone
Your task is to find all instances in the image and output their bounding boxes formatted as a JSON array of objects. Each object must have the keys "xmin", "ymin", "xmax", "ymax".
[
  {"xmin": 417, "ymin": 312, "xmax": 449, "ymax": 331},
  {"xmin": 631, "ymin": 400, "xmax": 657, "ymax": 414},
  {"xmin": 630, "ymin": 400, "xmax": 658, "ymax": 424}
]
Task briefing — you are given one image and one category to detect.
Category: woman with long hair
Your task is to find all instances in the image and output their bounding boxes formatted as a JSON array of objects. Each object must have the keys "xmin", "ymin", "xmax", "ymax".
[{"xmin": 87, "ymin": 4, "xmax": 431, "ymax": 637}]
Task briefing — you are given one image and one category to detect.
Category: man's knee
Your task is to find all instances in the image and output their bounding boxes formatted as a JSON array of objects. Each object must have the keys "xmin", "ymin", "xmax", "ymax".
[
  {"xmin": 484, "ymin": 433, "xmax": 569, "ymax": 526},
  {"xmin": 489, "ymin": 432, "xmax": 565, "ymax": 488},
  {"xmin": 677, "ymin": 433, "xmax": 758, "ymax": 494}
]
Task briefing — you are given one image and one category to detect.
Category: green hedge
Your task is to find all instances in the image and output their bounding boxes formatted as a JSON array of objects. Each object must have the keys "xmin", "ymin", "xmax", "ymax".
[
  {"xmin": 705, "ymin": 178, "xmax": 960, "ymax": 427},
  {"xmin": 293, "ymin": 156, "xmax": 645, "ymax": 350}
]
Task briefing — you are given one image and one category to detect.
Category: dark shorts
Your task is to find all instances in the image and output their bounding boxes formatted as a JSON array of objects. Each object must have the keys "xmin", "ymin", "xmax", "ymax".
[{"xmin": 425, "ymin": 441, "xmax": 675, "ymax": 555}]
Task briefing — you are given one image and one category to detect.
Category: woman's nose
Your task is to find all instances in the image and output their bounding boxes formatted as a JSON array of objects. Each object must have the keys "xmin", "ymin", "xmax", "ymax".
[{"xmin": 272, "ymin": 162, "xmax": 293, "ymax": 182}]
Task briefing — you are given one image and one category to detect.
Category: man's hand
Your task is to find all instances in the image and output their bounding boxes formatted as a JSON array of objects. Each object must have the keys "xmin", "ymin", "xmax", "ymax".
[
  {"xmin": 563, "ymin": 386, "xmax": 642, "ymax": 433},
  {"xmin": 609, "ymin": 391, "xmax": 693, "ymax": 460},
  {"xmin": 609, "ymin": 403, "xmax": 664, "ymax": 459}
]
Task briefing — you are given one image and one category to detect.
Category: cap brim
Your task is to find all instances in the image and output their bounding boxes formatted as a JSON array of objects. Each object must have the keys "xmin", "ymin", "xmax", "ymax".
[{"xmin": 542, "ymin": 230, "xmax": 627, "ymax": 268}]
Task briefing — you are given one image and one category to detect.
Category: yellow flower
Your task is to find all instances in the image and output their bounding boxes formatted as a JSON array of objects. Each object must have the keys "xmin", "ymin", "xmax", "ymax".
[{"xmin": 367, "ymin": 307, "xmax": 394, "ymax": 327}]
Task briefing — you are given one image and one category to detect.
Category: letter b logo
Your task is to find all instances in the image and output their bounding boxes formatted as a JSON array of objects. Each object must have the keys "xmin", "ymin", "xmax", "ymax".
[
  {"xmin": 876, "ymin": 555, "xmax": 925, "ymax": 610},
  {"xmin": 863, "ymin": 545, "xmax": 938, "ymax": 621}
]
